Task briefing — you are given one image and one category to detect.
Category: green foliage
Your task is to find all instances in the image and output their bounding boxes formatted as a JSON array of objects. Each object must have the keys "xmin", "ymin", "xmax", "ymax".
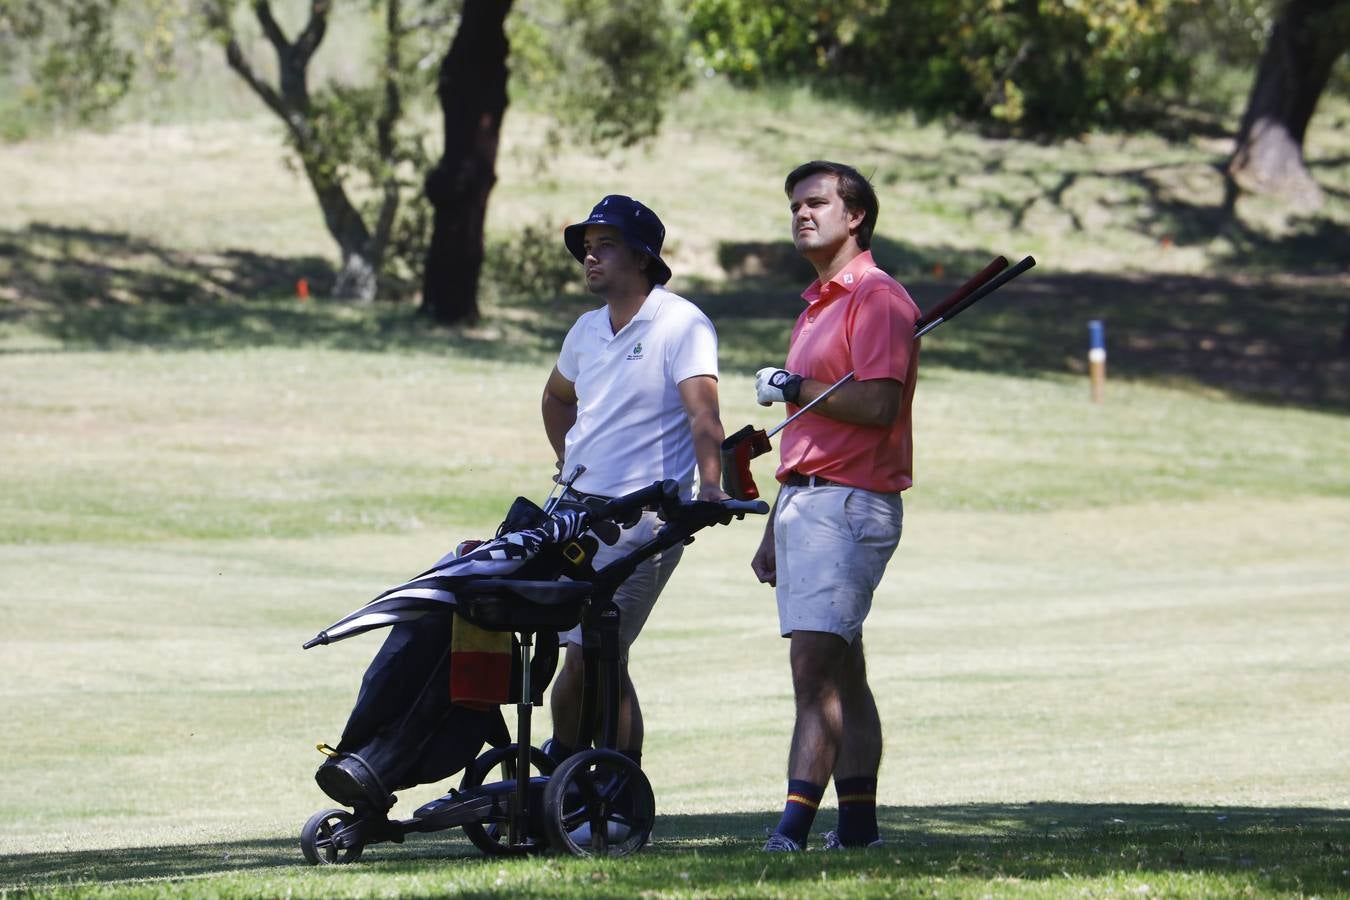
[
  {"xmin": 485, "ymin": 221, "xmax": 582, "ymax": 302},
  {"xmin": 0, "ymin": 1, "xmax": 134, "ymax": 123},
  {"xmin": 291, "ymin": 82, "xmax": 436, "ymax": 293},
  {"xmin": 511, "ymin": 0, "xmax": 690, "ymax": 153},
  {"xmin": 688, "ymin": 0, "xmax": 1198, "ymax": 134},
  {"xmin": 0, "ymin": 0, "xmax": 187, "ymax": 134}
]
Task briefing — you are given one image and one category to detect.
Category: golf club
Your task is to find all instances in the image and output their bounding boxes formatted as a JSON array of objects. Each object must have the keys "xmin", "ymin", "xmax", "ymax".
[{"xmin": 721, "ymin": 255, "xmax": 1036, "ymax": 499}]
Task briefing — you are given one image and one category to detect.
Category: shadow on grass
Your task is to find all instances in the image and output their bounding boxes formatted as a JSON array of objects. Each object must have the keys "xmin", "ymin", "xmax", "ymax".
[
  {"xmin": 0, "ymin": 222, "xmax": 579, "ymax": 363},
  {"xmin": 0, "ymin": 223, "xmax": 335, "ymax": 308},
  {"xmin": 3, "ymin": 804, "xmax": 1346, "ymax": 894},
  {"xmin": 3, "ymin": 222, "xmax": 1347, "ymax": 409},
  {"xmin": 694, "ymin": 235, "xmax": 1350, "ymax": 411}
]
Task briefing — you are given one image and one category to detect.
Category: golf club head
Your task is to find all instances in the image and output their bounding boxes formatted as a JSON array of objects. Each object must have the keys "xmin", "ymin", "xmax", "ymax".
[
  {"xmin": 589, "ymin": 519, "xmax": 621, "ymax": 545},
  {"xmin": 720, "ymin": 425, "xmax": 773, "ymax": 500},
  {"xmin": 578, "ymin": 496, "xmax": 629, "ymax": 542}
]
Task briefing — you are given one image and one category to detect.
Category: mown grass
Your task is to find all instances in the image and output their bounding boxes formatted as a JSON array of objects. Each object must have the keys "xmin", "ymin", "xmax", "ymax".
[
  {"xmin": 2, "ymin": 339, "xmax": 1348, "ymax": 897},
  {"xmin": 2, "ymin": 70, "xmax": 1349, "ymax": 899},
  {"xmin": 3, "ymin": 341, "xmax": 1347, "ymax": 549},
  {"xmin": 5, "ymin": 805, "xmax": 1348, "ymax": 898}
]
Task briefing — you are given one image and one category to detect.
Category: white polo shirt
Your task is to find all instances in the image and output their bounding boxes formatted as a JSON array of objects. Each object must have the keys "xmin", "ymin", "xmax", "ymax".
[{"xmin": 556, "ymin": 287, "xmax": 719, "ymax": 499}]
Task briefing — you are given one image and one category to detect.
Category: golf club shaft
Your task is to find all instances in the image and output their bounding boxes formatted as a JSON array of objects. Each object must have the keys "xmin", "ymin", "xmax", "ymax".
[
  {"xmin": 543, "ymin": 464, "xmax": 586, "ymax": 514},
  {"xmin": 914, "ymin": 255, "xmax": 1035, "ymax": 338},
  {"xmin": 765, "ymin": 256, "xmax": 1017, "ymax": 440},
  {"xmin": 766, "ymin": 372, "xmax": 855, "ymax": 439},
  {"xmin": 914, "ymin": 255, "xmax": 1007, "ymax": 331}
]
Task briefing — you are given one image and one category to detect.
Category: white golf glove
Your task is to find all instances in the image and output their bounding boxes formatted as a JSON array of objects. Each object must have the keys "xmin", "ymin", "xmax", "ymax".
[{"xmin": 755, "ymin": 367, "xmax": 803, "ymax": 406}]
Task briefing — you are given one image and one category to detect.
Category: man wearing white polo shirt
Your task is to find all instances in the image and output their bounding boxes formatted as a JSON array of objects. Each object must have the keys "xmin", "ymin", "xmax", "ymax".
[{"xmin": 540, "ymin": 195, "xmax": 725, "ymax": 767}]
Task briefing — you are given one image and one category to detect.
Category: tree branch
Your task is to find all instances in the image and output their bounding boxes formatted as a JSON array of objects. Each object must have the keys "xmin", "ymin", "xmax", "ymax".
[
  {"xmin": 294, "ymin": 0, "xmax": 331, "ymax": 64},
  {"xmin": 224, "ymin": 37, "xmax": 290, "ymax": 123},
  {"xmin": 252, "ymin": 0, "xmax": 289, "ymax": 54}
]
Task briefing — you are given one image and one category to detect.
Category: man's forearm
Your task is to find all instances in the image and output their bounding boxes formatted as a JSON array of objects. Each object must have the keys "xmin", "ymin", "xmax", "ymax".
[
  {"xmin": 541, "ymin": 391, "xmax": 577, "ymax": 462},
  {"xmin": 794, "ymin": 377, "xmax": 901, "ymax": 427},
  {"xmin": 689, "ymin": 409, "xmax": 725, "ymax": 489}
]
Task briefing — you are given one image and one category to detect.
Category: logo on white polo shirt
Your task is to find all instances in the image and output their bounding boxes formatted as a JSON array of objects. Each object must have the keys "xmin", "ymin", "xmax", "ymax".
[{"xmin": 626, "ymin": 341, "xmax": 644, "ymax": 361}]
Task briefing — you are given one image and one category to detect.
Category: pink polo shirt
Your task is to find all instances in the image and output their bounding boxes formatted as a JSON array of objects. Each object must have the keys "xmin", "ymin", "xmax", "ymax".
[{"xmin": 776, "ymin": 251, "xmax": 921, "ymax": 493}]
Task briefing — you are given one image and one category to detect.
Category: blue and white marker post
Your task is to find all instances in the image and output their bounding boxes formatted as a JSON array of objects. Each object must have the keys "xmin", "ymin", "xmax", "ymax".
[{"xmin": 1088, "ymin": 319, "xmax": 1106, "ymax": 403}]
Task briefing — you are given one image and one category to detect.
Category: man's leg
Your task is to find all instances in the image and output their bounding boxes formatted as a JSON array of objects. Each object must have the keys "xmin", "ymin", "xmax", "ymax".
[
  {"xmin": 548, "ymin": 643, "xmax": 645, "ymax": 758},
  {"xmin": 550, "ymin": 508, "xmax": 676, "ymax": 761},
  {"xmin": 616, "ymin": 664, "xmax": 644, "ymax": 754},
  {"xmin": 833, "ymin": 636, "xmax": 882, "ymax": 847},
  {"xmin": 767, "ymin": 629, "xmax": 850, "ymax": 849},
  {"xmin": 547, "ymin": 641, "xmax": 586, "ymax": 760},
  {"xmin": 787, "ymin": 630, "xmax": 851, "ymax": 783}
]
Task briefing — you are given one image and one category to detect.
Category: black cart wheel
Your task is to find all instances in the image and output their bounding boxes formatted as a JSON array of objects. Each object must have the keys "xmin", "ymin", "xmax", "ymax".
[
  {"xmin": 542, "ymin": 748, "xmax": 654, "ymax": 858},
  {"xmin": 458, "ymin": 744, "xmax": 555, "ymax": 856},
  {"xmin": 300, "ymin": 807, "xmax": 365, "ymax": 865}
]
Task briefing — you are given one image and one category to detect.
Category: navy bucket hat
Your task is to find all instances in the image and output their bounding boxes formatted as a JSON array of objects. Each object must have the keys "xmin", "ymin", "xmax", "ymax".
[{"xmin": 563, "ymin": 195, "xmax": 673, "ymax": 285}]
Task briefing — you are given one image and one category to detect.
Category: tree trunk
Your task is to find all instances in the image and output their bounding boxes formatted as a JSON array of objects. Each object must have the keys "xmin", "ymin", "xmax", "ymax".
[
  {"xmin": 213, "ymin": 0, "xmax": 379, "ymax": 301},
  {"xmin": 420, "ymin": 0, "xmax": 513, "ymax": 326},
  {"xmin": 332, "ymin": 248, "xmax": 380, "ymax": 301},
  {"xmin": 1227, "ymin": 0, "xmax": 1350, "ymax": 208},
  {"xmin": 306, "ymin": 159, "xmax": 380, "ymax": 301}
]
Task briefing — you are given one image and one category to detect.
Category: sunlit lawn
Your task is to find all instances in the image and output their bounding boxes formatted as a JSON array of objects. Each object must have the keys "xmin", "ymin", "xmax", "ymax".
[
  {"xmin": 2, "ymin": 67, "xmax": 1349, "ymax": 898},
  {"xmin": 1, "ymin": 338, "xmax": 1347, "ymax": 896}
]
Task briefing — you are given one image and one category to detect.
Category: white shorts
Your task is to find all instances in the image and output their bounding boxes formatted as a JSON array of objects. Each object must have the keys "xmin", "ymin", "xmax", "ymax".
[
  {"xmin": 560, "ymin": 507, "xmax": 683, "ymax": 655},
  {"xmin": 773, "ymin": 484, "xmax": 902, "ymax": 643}
]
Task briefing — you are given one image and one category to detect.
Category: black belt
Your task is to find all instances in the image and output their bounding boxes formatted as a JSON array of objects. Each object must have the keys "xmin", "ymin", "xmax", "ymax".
[
  {"xmin": 783, "ymin": 471, "xmax": 848, "ymax": 488},
  {"xmin": 560, "ymin": 488, "xmax": 613, "ymax": 505}
]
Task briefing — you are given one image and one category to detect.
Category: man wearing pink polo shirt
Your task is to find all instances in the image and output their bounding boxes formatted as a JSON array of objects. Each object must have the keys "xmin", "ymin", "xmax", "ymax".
[{"xmin": 751, "ymin": 161, "xmax": 920, "ymax": 853}]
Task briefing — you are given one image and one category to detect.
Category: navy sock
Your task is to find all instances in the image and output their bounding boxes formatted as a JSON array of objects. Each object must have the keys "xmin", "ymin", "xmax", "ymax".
[
  {"xmin": 774, "ymin": 779, "xmax": 824, "ymax": 847},
  {"xmin": 834, "ymin": 776, "xmax": 879, "ymax": 846}
]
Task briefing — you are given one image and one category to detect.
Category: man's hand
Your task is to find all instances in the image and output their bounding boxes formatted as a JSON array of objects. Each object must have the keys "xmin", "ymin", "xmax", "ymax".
[
  {"xmin": 750, "ymin": 525, "xmax": 776, "ymax": 586},
  {"xmin": 697, "ymin": 484, "xmax": 729, "ymax": 502},
  {"xmin": 755, "ymin": 367, "xmax": 803, "ymax": 406}
]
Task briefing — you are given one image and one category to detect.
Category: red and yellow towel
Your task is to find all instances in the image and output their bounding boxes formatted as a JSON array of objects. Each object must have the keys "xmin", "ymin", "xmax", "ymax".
[{"xmin": 449, "ymin": 612, "xmax": 512, "ymax": 709}]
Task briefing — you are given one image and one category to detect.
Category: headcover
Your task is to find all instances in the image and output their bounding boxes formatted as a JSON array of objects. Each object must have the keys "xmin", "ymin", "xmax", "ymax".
[{"xmin": 563, "ymin": 194, "xmax": 673, "ymax": 285}]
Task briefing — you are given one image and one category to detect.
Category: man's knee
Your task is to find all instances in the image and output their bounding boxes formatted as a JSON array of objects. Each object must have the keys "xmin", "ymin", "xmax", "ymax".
[
  {"xmin": 789, "ymin": 631, "xmax": 851, "ymax": 704},
  {"xmin": 551, "ymin": 644, "xmax": 584, "ymax": 695},
  {"xmin": 841, "ymin": 637, "xmax": 871, "ymax": 690}
]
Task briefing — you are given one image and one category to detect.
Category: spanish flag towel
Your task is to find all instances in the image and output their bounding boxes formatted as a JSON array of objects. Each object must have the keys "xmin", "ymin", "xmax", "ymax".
[{"xmin": 449, "ymin": 612, "xmax": 512, "ymax": 709}]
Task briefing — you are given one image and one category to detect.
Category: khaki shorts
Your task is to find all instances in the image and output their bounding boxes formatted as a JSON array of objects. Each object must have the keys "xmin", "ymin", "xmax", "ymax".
[
  {"xmin": 559, "ymin": 507, "xmax": 683, "ymax": 656},
  {"xmin": 773, "ymin": 484, "xmax": 902, "ymax": 643}
]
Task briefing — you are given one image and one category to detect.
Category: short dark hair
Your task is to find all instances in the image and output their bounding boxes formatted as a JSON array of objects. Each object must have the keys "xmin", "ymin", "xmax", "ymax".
[{"xmin": 784, "ymin": 160, "xmax": 879, "ymax": 250}]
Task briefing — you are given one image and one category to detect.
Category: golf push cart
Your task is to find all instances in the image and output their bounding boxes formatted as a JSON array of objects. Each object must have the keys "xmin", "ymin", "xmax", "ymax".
[{"xmin": 298, "ymin": 477, "xmax": 767, "ymax": 862}]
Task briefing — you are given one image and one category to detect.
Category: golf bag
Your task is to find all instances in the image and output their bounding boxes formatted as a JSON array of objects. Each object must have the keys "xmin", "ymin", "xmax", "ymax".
[{"xmin": 312, "ymin": 496, "xmax": 585, "ymax": 813}]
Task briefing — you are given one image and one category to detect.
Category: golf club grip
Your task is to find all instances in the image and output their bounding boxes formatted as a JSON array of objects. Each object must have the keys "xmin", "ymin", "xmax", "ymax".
[
  {"xmin": 592, "ymin": 479, "xmax": 680, "ymax": 524},
  {"xmin": 915, "ymin": 256, "xmax": 1008, "ymax": 330},
  {"xmin": 917, "ymin": 255, "xmax": 1035, "ymax": 338}
]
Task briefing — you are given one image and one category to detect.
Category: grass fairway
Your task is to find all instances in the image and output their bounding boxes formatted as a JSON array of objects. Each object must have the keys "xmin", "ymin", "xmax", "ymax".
[
  {"xmin": 2, "ymin": 72, "xmax": 1348, "ymax": 897},
  {"xmin": 1, "ymin": 334, "xmax": 1348, "ymax": 897}
]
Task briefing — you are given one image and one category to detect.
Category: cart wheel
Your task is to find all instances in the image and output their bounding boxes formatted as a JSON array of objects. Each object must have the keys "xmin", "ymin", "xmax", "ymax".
[
  {"xmin": 542, "ymin": 748, "xmax": 654, "ymax": 858},
  {"xmin": 458, "ymin": 744, "xmax": 555, "ymax": 856},
  {"xmin": 300, "ymin": 807, "xmax": 365, "ymax": 865}
]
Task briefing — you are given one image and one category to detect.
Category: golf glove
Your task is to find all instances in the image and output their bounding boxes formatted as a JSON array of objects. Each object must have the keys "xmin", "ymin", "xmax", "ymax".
[{"xmin": 755, "ymin": 367, "xmax": 803, "ymax": 406}]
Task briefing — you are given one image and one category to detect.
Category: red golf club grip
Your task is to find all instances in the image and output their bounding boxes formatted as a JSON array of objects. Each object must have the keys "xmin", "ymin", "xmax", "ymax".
[{"xmin": 916, "ymin": 256, "xmax": 1008, "ymax": 331}]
